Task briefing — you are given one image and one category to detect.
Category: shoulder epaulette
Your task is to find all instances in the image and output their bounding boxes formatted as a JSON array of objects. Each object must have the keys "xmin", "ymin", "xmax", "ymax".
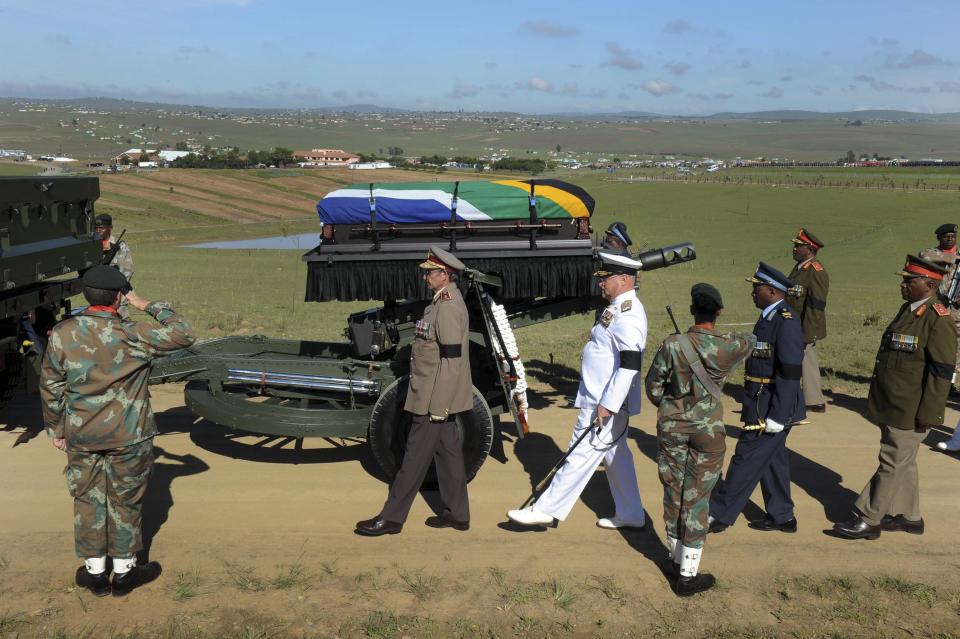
[
  {"xmin": 620, "ymin": 299, "xmax": 633, "ymax": 312},
  {"xmin": 811, "ymin": 261, "xmax": 824, "ymax": 271},
  {"xmin": 932, "ymin": 302, "xmax": 949, "ymax": 317},
  {"xmin": 779, "ymin": 307, "xmax": 793, "ymax": 319},
  {"xmin": 439, "ymin": 290, "xmax": 452, "ymax": 301}
]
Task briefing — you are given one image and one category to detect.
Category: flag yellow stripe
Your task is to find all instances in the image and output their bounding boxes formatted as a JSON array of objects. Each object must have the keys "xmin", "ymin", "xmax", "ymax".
[{"xmin": 492, "ymin": 180, "xmax": 591, "ymax": 218}]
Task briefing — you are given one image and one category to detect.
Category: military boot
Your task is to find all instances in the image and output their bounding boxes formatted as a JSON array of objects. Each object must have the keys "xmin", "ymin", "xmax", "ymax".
[
  {"xmin": 75, "ymin": 566, "xmax": 111, "ymax": 597},
  {"xmin": 111, "ymin": 561, "xmax": 162, "ymax": 597},
  {"xmin": 673, "ymin": 545, "xmax": 716, "ymax": 597}
]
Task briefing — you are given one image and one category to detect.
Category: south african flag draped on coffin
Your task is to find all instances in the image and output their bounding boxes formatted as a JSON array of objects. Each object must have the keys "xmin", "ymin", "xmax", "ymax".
[
  {"xmin": 305, "ymin": 179, "xmax": 598, "ymax": 302},
  {"xmin": 316, "ymin": 179, "xmax": 594, "ymax": 224}
]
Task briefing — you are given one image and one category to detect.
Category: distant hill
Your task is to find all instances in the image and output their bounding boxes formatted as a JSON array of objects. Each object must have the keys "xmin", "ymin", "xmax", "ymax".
[
  {"xmin": 0, "ymin": 96, "xmax": 405, "ymax": 114},
  {"xmin": 707, "ymin": 109, "xmax": 960, "ymax": 122}
]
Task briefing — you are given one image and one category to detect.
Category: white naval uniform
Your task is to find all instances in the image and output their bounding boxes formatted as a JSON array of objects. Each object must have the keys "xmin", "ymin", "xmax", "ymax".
[{"xmin": 533, "ymin": 289, "xmax": 647, "ymax": 522}]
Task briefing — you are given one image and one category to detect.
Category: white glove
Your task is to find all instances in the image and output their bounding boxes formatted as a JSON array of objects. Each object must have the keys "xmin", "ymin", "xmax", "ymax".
[{"xmin": 763, "ymin": 418, "xmax": 785, "ymax": 434}]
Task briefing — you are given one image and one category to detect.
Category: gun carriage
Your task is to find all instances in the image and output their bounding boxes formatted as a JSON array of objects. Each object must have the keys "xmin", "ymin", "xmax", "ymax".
[
  {"xmin": 150, "ymin": 179, "xmax": 696, "ymax": 481},
  {"xmin": 0, "ymin": 177, "xmax": 100, "ymax": 409}
]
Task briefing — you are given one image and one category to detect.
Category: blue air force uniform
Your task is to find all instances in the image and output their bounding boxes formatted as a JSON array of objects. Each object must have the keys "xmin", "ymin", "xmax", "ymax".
[{"xmin": 710, "ymin": 262, "xmax": 806, "ymax": 527}]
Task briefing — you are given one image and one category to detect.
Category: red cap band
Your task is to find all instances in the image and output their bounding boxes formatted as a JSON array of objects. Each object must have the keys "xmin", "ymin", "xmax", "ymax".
[{"xmin": 904, "ymin": 263, "xmax": 944, "ymax": 280}]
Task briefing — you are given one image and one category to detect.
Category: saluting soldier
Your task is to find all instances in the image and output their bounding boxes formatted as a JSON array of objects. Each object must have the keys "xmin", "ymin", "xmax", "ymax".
[
  {"xmin": 41, "ymin": 266, "xmax": 195, "ymax": 597},
  {"xmin": 95, "ymin": 214, "xmax": 134, "ymax": 319},
  {"xmin": 355, "ymin": 246, "xmax": 473, "ymax": 536},
  {"xmin": 833, "ymin": 255, "xmax": 956, "ymax": 539},
  {"xmin": 602, "ymin": 221, "xmax": 633, "ymax": 257},
  {"xmin": 508, "ymin": 252, "xmax": 646, "ymax": 530},
  {"xmin": 786, "ymin": 228, "xmax": 829, "ymax": 413},
  {"xmin": 709, "ymin": 263, "xmax": 805, "ymax": 534},
  {"xmin": 645, "ymin": 283, "xmax": 754, "ymax": 596}
]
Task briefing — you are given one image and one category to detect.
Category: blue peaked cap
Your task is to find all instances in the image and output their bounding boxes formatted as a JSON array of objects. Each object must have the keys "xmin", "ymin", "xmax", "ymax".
[{"xmin": 746, "ymin": 261, "xmax": 792, "ymax": 292}]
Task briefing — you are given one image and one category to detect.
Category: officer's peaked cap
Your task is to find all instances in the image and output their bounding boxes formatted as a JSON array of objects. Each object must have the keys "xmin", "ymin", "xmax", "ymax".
[
  {"xmin": 897, "ymin": 254, "xmax": 948, "ymax": 281},
  {"xmin": 419, "ymin": 245, "xmax": 465, "ymax": 272},
  {"xmin": 605, "ymin": 221, "xmax": 632, "ymax": 246},
  {"xmin": 747, "ymin": 261, "xmax": 792, "ymax": 292},
  {"xmin": 81, "ymin": 265, "xmax": 129, "ymax": 291},
  {"xmin": 792, "ymin": 228, "xmax": 824, "ymax": 249},
  {"xmin": 594, "ymin": 251, "xmax": 641, "ymax": 277}
]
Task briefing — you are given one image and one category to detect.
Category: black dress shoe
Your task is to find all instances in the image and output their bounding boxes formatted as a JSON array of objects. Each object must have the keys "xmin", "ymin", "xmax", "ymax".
[
  {"xmin": 747, "ymin": 516, "xmax": 797, "ymax": 533},
  {"xmin": 424, "ymin": 515, "xmax": 469, "ymax": 531},
  {"xmin": 880, "ymin": 515, "xmax": 924, "ymax": 535},
  {"xmin": 806, "ymin": 404, "xmax": 826, "ymax": 413},
  {"xmin": 674, "ymin": 573, "xmax": 716, "ymax": 597},
  {"xmin": 111, "ymin": 561, "xmax": 162, "ymax": 597},
  {"xmin": 355, "ymin": 516, "xmax": 403, "ymax": 537},
  {"xmin": 75, "ymin": 566, "xmax": 111, "ymax": 597},
  {"xmin": 832, "ymin": 515, "xmax": 881, "ymax": 540},
  {"xmin": 708, "ymin": 520, "xmax": 728, "ymax": 534}
]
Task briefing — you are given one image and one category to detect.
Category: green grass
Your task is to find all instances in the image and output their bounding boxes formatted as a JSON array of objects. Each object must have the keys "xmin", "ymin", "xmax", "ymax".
[{"xmin": 94, "ymin": 165, "xmax": 960, "ymax": 398}]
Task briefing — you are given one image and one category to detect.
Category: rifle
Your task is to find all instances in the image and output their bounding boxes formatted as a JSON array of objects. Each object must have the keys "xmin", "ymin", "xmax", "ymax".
[
  {"xmin": 946, "ymin": 258, "xmax": 960, "ymax": 307},
  {"xmin": 101, "ymin": 229, "xmax": 127, "ymax": 265},
  {"xmin": 666, "ymin": 305, "xmax": 681, "ymax": 334}
]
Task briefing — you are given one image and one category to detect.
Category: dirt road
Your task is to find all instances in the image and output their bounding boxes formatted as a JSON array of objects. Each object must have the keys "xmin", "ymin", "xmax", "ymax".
[{"xmin": 2, "ymin": 384, "xmax": 959, "ymax": 636}]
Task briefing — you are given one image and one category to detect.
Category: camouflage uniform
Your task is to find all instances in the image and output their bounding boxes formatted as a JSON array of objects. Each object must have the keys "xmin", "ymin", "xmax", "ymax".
[
  {"xmin": 645, "ymin": 328, "xmax": 755, "ymax": 548},
  {"xmin": 918, "ymin": 245, "xmax": 960, "ymax": 376},
  {"xmin": 105, "ymin": 234, "xmax": 134, "ymax": 320},
  {"xmin": 41, "ymin": 302, "xmax": 195, "ymax": 559}
]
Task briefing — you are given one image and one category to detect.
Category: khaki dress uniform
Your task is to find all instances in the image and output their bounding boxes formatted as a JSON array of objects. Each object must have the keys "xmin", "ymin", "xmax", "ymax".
[
  {"xmin": 380, "ymin": 281, "xmax": 473, "ymax": 524},
  {"xmin": 856, "ymin": 291, "xmax": 955, "ymax": 525}
]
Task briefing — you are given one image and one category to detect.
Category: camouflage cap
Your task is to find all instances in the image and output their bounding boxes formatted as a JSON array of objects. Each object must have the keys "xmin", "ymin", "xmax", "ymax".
[
  {"xmin": 94, "ymin": 213, "xmax": 113, "ymax": 227},
  {"xmin": 419, "ymin": 245, "xmax": 465, "ymax": 272},
  {"xmin": 82, "ymin": 265, "xmax": 129, "ymax": 291},
  {"xmin": 691, "ymin": 283, "xmax": 723, "ymax": 309}
]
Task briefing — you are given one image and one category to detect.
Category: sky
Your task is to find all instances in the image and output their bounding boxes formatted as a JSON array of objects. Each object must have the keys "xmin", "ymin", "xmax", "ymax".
[{"xmin": 2, "ymin": 0, "xmax": 959, "ymax": 114}]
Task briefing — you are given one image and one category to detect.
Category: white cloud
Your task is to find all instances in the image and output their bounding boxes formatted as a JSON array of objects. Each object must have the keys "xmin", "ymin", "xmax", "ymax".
[
  {"xmin": 664, "ymin": 61, "xmax": 691, "ymax": 76},
  {"xmin": 642, "ymin": 79, "xmax": 681, "ymax": 96},
  {"xmin": 664, "ymin": 20, "xmax": 691, "ymax": 34},
  {"xmin": 448, "ymin": 82, "xmax": 482, "ymax": 98},
  {"xmin": 759, "ymin": 87, "xmax": 783, "ymax": 98},
  {"xmin": 606, "ymin": 42, "xmax": 643, "ymax": 70},
  {"xmin": 516, "ymin": 77, "xmax": 554, "ymax": 92},
  {"xmin": 519, "ymin": 20, "xmax": 578, "ymax": 37}
]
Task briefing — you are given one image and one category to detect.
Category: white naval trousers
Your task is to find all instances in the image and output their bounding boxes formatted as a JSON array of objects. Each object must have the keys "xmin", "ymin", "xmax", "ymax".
[{"xmin": 534, "ymin": 405, "xmax": 645, "ymax": 522}]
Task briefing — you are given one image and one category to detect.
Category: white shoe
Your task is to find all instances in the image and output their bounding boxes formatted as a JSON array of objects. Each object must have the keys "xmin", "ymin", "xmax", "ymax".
[
  {"xmin": 507, "ymin": 507, "xmax": 554, "ymax": 526},
  {"xmin": 936, "ymin": 440, "xmax": 960, "ymax": 452},
  {"xmin": 597, "ymin": 516, "xmax": 647, "ymax": 530}
]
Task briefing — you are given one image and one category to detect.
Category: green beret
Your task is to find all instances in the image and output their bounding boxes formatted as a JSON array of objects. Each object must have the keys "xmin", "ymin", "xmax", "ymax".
[
  {"xmin": 935, "ymin": 223, "xmax": 957, "ymax": 236},
  {"xmin": 82, "ymin": 265, "xmax": 129, "ymax": 291},
  {"xmin": 691, "ymin": 282, "xmax": 723, "ymax": 309},
  {"xmin": 94, "ymin": 213, "xmax": 113, "ymax": 227}
]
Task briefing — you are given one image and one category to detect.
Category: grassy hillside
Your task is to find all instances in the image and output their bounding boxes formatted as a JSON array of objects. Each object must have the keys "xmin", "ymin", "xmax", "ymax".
[{"xmin": 77, "ymin": 167, "xmax": 956, "ymax": 398}]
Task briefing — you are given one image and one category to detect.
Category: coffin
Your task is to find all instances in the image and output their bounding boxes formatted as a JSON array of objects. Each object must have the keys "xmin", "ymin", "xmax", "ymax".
[{"xmin": 304, "ymin": 179, "xmax": 600, "ymax": 302}]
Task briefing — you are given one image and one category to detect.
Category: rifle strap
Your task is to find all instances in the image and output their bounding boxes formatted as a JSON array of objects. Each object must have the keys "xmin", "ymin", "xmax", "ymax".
[{"xmin": 677, "ymin": 334, "xmax": 723, "ymax": 401}]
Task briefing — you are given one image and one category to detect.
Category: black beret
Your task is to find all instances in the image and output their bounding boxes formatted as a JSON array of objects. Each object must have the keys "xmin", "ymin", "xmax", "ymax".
[
  {"xmin": 935, "ymin": 223, "xmax": 957, "ymax": 236},
  {"xmin": 94, "ymin": 213, "xmax": 113, "ymax": 227},
  {"xmin": 82, "ymin": 265, "xmax": 129, "ymax": 291},
  {"xmin": 691, "ymin": 283, "xmax": 723, "ymax": 309}
]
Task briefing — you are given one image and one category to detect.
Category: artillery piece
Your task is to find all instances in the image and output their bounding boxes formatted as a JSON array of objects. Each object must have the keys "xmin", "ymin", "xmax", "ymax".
[
  {"xmin": 0, "ymin": 177, "xmax": 100, "ymax": 409},
  {"xmin": 150, "ymin": 179, "xmax": 696, "ymax": 481}
]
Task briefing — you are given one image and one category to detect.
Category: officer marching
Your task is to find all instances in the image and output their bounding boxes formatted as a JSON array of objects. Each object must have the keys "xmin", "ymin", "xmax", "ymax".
[
  {"xmin": 508, "ymin": 251, "xmax": 647, "ymax": 530},
  {"xmin": 355, "ymin": 246, "xmax": 473, "ymax": 536},
  {"xmin": 709, "ymin": 262, "xmax": 806, "ymax": 534},
  {"xmin": 786, "ymin": 228, "xmax": 829, "ymax": 413},
  {"xmin": 833, "ymin": 255, "xmax": 956, "ymax": 539}
]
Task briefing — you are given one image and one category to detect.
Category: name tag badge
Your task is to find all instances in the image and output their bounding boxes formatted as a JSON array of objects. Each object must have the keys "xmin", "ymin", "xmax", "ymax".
[
  {"xmin": 752, "ymin": 341, "xmax": 772, "ymax": 359},
  {"xmin": 888, "ymin": 332, "xmax": 919, "ymax": 353},
  {"xmin": 415, "ymin": 320, "xmax": 432, "ymax": 339}
]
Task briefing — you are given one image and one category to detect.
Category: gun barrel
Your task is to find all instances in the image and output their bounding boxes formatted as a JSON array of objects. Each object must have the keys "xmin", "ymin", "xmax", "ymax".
[{"xmin": 636, "ymin": 242, "xmax": 696, "ymax": 272}]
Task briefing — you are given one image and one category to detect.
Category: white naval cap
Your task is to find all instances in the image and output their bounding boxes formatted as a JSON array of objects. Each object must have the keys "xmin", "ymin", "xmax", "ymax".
[{"xmin": 593, "ymin": 251, "xmax": 641, "ymax": 277}]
